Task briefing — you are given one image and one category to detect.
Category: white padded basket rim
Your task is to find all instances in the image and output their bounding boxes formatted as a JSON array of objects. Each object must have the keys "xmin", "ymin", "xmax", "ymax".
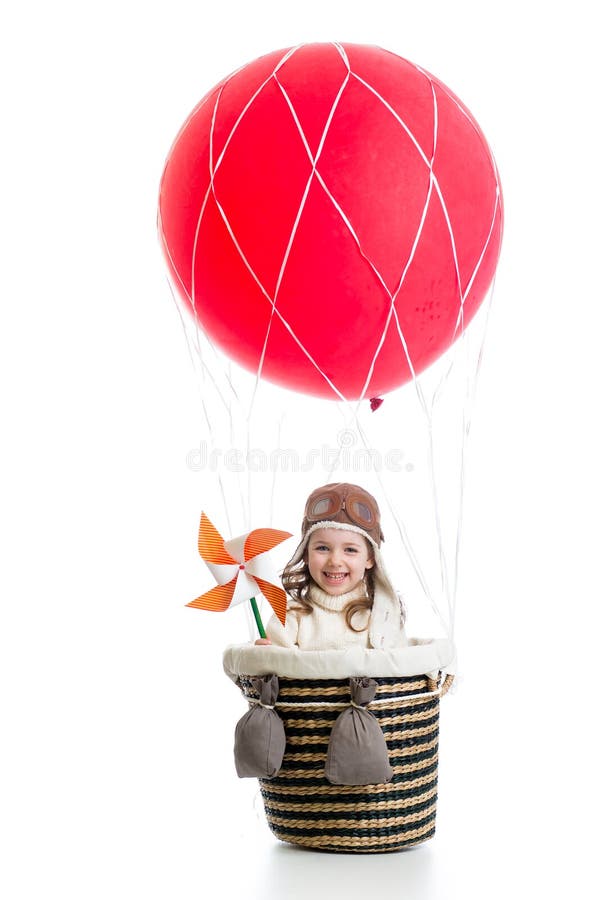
[{"xmin": 223, "ymin": 637, "xmax": 456, "ymax": 682}]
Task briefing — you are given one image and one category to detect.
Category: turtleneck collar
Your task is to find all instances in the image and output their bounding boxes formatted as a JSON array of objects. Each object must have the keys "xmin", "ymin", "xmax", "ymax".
[{"xmin": 308, "ymin": 582, "xmax": 367, "ymax": 612}]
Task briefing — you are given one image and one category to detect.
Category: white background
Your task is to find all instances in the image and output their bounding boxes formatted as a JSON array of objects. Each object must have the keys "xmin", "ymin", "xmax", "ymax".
[{"xmin": 2, "ymin": 1, "xmax": 599, "ymax": 898}]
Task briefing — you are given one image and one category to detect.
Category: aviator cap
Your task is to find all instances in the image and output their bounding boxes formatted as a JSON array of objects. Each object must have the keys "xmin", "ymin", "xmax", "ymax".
[{"xmin": 302, "ymin": 482, "xmax": 383, "ymax": 546}]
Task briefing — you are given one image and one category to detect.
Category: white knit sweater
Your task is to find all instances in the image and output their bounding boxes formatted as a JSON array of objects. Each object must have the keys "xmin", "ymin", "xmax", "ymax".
[{"xmin": 265, "ymin": 584, "xmax": 406, "ymax": 651}]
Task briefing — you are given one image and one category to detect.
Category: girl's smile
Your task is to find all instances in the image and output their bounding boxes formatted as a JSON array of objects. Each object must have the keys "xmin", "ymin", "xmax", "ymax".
[{"xmin": 307, "ymin": 528, "xmax": 374, "ymax": 595}]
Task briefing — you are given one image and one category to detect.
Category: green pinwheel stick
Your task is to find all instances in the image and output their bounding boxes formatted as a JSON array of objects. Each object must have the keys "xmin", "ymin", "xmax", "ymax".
[{"xmin": 249, "ymin": 596, "xmax": 267, "ymax": 639}]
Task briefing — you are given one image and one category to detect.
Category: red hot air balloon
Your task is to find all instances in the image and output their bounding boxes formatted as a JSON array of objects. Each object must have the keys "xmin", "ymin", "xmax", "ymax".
[{"xmin": 158, "ymin": 42, "xmax": 502, "ymax": 401}]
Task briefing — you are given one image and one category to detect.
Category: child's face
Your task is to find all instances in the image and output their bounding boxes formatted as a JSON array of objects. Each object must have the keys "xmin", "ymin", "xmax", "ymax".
[{"xmin": 306, "ymin": 528, "xmax": 374, "ymax": 596}]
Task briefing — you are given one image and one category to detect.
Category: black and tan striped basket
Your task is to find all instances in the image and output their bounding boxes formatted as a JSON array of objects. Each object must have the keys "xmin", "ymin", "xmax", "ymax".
[{"xmin": 239, "ymin": 671, "xmax": 453, "ymax": 853}]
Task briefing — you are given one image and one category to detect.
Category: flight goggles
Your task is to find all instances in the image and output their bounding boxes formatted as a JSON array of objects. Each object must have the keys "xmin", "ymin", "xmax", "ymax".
[{"xmin": 302, "ymin": 483, "xmax": 382, "ymax": 545}]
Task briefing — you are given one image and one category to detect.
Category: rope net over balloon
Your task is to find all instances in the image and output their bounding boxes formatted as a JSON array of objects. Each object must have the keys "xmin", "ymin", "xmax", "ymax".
[{"xmin": 158, "ymin": 42, "xmax": 503, "ymax": 641}]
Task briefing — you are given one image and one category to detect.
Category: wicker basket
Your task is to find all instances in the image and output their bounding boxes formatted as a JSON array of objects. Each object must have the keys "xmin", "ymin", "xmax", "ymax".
[{"xmin": 238, "ymin": 671, "xmax": 453, "ymax": 853}]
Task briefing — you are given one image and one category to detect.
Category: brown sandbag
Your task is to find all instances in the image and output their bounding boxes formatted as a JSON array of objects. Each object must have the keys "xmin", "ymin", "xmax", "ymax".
[
  {"xmin": 324, "ymin": 677, "xmax": 393, "ymax": 785},
  {"xmin": 234, "ymin": 674, "xmax": 286, "ymax": 778}
]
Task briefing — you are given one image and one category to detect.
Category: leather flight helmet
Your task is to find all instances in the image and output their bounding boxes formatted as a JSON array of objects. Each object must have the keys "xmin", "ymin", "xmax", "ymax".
[{"xmin": 302, "ymin": 483, "xmax": 383, "ymax": 546}]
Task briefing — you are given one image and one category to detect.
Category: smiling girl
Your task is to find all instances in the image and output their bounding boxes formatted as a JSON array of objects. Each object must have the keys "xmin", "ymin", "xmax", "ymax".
[{"xmin": 259, "ymin": 483, "xmax": 407, "ymax": 650}]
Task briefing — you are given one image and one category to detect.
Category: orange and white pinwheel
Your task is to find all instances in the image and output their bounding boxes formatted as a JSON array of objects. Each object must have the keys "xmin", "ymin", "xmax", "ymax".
[{"xmin": 187, "ymin": 513, "xmax": 292, "ymax": 626}]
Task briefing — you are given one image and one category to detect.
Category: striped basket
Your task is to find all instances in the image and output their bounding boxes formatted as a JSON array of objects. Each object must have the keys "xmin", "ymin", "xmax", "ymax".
[{"xmin": 239, "ymin": 671, "xmax": 453, "ymax": 853}]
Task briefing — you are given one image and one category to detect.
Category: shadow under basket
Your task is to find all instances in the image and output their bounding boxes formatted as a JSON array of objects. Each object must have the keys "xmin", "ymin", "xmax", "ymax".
[{"xmin": 229, "ymin": 643, "xmax": 454, "ymax": 853}]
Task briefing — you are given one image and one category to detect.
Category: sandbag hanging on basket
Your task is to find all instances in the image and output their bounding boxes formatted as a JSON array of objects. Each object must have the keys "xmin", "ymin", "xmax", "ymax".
[
  {"xmin": 234, "ymin": 674, "xmax": 285, "ymax": 779},
  {"xmin": 325, "ymin": 677, "xmax": 393, "ymax": 786}
]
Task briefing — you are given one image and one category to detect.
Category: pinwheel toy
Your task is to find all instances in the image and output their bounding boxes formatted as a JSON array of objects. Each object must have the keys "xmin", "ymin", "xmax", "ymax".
[{"xmin": 187, "ymin": 513, "xmax": 292, "ymax": 636}]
